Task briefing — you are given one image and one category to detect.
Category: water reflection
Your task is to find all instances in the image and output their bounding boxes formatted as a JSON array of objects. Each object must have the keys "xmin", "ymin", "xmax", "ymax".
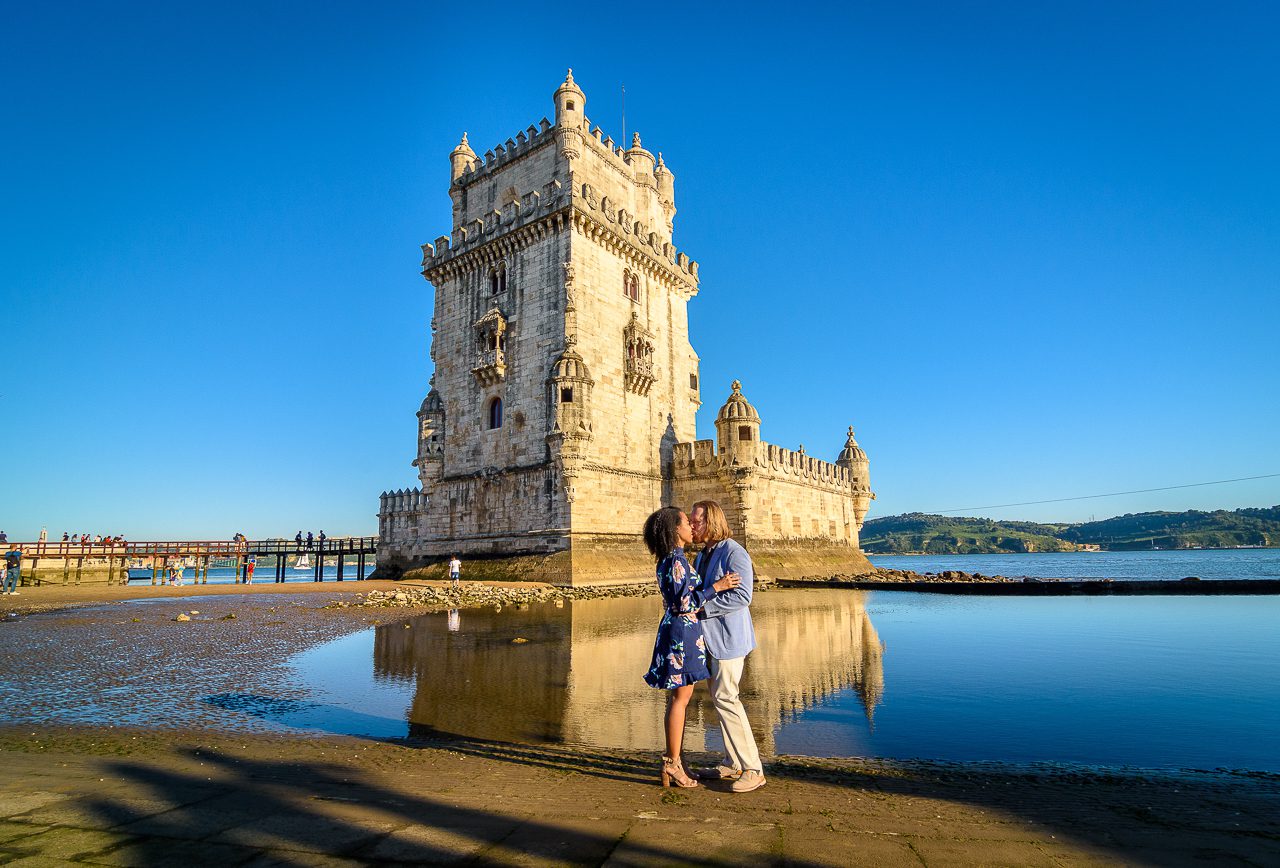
[{"xmin": 373, "ymin": 591, "xmax": 884, "ymax": 751}]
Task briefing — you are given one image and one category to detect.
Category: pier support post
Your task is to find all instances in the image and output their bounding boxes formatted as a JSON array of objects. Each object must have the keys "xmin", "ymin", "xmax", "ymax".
[
  {"xmin": 74, "ymin": 557, "xmax": 83, "ymax": 586},
  {"xmin": 358, "ymin": 551, "xmax": 365, "ymax": 580}
]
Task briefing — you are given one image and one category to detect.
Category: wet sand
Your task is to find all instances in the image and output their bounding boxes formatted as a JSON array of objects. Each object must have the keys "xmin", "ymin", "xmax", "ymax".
[{"xmin": 1, "ymin": 584, "xmax": 1277, "ymax": 866}]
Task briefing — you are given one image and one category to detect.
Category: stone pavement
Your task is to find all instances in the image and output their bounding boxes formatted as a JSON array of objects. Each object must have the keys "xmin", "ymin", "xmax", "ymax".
[{"xmin": 0, "ymin": 730, "xmax": 1277, "ymax": 866}]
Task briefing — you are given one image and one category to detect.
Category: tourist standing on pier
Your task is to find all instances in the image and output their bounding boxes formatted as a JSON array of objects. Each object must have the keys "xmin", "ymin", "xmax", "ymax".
[
  {"xmin": 306, "ymin": 532, "xmax": 314, "ymax": 549},
  {"xmin": 689, "ymin": 499, "xmax": 767, "ymax": 793},
  {"xmin": 318, "ymin": 531, "xmax": 326, "ymax": 548},
  {"xmin": 641, "ymin": 506, "xmax": 739, "ymax": 788},
  {"xmin": 448, "ymin": 554, "xmax": 461, "ymax": 586},
  {"xmin": 295, "ymin": 531, "xmax": 303, "ymax": 547}
]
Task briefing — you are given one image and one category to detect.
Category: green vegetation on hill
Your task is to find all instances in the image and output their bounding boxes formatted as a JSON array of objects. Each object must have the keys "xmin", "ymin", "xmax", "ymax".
[
  {"xmin": 862, "ymin": 507, "xmax": 1280, "ymax": 554},
  {"xmin": 1062, "ymin": 507, "xmax": 1280, "ymax": 550},
  {"xmin": 861, "ymin": 513, "xmax": 1076, "ymax": 554}
]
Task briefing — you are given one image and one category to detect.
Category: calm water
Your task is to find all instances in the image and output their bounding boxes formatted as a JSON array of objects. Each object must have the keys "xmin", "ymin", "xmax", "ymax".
[
  {"xmin": 273, "ymin": 586, "xmax": 1280, "ymax": 771},
  {"xmin": 869, "ymin": 547, "xmax": 1280, "ymax": 580},
  {"xmin": 125, "ymin": 565, "xmax": 375, "ymax": 585}
]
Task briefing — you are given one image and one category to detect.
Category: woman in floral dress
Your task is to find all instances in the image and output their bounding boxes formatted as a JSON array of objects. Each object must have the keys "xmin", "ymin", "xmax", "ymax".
[{"xmin": 642, "ymin": 506, "xmax": 740, "ymax": 787}]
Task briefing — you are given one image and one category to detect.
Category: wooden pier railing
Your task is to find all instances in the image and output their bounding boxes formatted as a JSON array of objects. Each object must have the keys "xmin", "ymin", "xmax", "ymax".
[{"xmin": 4, "ymin": 537, "xmax": 378, "ymax": 586}]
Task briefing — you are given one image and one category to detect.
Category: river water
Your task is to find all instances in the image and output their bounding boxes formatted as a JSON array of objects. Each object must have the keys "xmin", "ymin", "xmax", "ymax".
[
  {"xmin": 11, "ymin": 550, "xmax": 1279, "ymax": 771},
  {"xmin": 273, "ymin": 564, "xmax": 1280, "ymax": 771},
  {"xmin": 869, "ymin": 547, "xmax": 1280, "ymax": 580}
]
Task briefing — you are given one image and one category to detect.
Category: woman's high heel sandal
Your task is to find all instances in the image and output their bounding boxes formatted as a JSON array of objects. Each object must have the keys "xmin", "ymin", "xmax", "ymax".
[{"xmin": 661, "ymin": 755, "xmax": 699, "ymax": 788}]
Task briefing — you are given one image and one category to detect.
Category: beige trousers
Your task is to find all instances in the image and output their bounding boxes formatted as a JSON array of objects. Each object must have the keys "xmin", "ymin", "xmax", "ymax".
[{"xmin": 708, "ymin": 655, "xmax": 762, "ymax": 773}]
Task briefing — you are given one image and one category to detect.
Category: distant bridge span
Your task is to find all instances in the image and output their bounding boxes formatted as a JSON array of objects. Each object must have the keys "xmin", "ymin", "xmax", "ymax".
[{"xmin": 5, "ymin": 537, "xmax": 378, "ymax": 585}]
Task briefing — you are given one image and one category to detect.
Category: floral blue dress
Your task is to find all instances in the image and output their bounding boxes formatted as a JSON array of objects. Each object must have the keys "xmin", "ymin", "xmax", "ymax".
[{"xmin": 643, "ymin": 547, "xmax": 713, "ymax": 689}]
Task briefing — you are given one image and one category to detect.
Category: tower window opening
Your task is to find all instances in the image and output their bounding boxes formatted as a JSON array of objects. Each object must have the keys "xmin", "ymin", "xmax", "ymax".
[
  {"xmin": 738, "ymin": 426, "xmax": 753, "ymax": 441},
  {"xmin": 623, "ymin": 271, "xmax": 640, "ymax": 302},
  {"xmin": 560, "ymin": 387, "xmax": 574, "ymax": 404},
  {"xmin": 488, "ymin": 397, "xmax": 503, "ymax": 430},
  {"xmin": 689, "ymin": 373, "xmax": 698, "ymax": 390},
  {"xmin": 566, "ymin": 100, "xmax": 575, "ymax": 111}
]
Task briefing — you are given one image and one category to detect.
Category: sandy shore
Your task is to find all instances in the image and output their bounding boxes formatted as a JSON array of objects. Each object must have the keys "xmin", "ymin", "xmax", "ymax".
[{"xmin": 1, "ymin": 583, "xmax": 1276, "ymax": 866}]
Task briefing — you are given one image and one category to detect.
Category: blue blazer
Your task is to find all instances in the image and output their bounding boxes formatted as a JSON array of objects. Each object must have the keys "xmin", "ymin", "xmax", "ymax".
[{"xmin": 695, "ymin": 538, "xmax": 756, "ymax": 660}]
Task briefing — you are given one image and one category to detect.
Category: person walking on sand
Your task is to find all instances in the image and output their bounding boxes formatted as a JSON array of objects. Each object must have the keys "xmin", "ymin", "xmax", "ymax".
[
  {"xmin": 245, "ymin": 555, "xmax": 256, "ymax": 585},
  {"xmin": 448, "ymin": 554, "xmax": 461, "ymax": 587},
  {"xmin": 641, "ymin": 506, "xmax": 740, "ymax": 788},
  {"xmin": 689, "ymin": 499, "xmax": 767, "ymax": 793}
]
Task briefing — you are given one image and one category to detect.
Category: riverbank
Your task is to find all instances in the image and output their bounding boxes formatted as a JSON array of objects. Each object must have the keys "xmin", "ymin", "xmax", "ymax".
[{"xmin": 1, "ymin": 724, "xmax": 1276, "ymax": 866}]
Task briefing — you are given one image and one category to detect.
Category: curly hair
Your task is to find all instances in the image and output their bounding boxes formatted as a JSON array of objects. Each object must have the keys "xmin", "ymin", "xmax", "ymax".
[{"xmin": 643, "ymin": 506, "xmax": 684, "ymax": 562}]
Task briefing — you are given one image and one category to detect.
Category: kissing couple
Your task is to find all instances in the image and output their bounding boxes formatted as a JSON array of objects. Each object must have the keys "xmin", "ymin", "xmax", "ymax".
[{"xmin": 641, "ymin": 499, "xmax": 765, "ymax": 792}]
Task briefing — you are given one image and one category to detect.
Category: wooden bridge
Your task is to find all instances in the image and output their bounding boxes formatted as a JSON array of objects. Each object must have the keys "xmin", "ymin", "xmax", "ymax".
[{"xmin": 6, "ymin": 537, "xmax": 378, "ymax": 586}]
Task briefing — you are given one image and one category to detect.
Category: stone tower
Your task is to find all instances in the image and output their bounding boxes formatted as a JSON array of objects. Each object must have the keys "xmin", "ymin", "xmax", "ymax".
[
  {"xmin": 380, "ymin": 71, "xmax": 703, "ymax": 583},
  {"xmin": 379, "ymin": 71, "xmax": 874, "ymax": 584}
]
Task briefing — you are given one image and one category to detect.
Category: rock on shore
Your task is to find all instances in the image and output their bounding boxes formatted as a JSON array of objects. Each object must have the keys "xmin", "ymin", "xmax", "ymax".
[
  {"xmin": 336, "ymin": 582, "xmax": 661, "ymax": 611},
  {"xmin": 803, "ymin": 568, "xmax": 1020, "ymax": 584}
]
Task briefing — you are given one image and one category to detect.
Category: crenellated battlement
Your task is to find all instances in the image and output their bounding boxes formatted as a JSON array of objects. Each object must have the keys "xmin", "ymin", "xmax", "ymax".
[
  {"xmin": 671, "ymin": 438, "xmax": 863, "ymax": 490},
  {"xmin": 453, "ymin": 118, "xmax": 555, "ymax": 188},
  {"xmin": 420, "ymin": 179, "xmax": 570, "ymax": 274},
  {"xmin": 379, "ymin": 488, "xmax": 424, "ymax": 515}
]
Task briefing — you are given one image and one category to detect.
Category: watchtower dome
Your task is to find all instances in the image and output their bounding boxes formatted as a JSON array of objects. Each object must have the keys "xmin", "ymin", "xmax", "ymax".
[
  {"xmin": 554, "ymin": 69, "xmax": 585, "ymax": 128},
  {"xmin": 716, "ymin": 380, "xmax": 761, "ymax": 465}
]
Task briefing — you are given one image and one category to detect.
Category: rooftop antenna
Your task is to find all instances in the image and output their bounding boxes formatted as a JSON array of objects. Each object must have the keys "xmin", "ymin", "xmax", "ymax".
[{"xmin": 621, "ymin": 84, "xmax": 626, "ymax": 149}]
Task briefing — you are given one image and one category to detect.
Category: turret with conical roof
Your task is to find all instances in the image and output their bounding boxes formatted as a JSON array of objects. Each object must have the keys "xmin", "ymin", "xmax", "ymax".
[
  {"xmin": 449, "ymin": 132, "xmax": 477, "ymax": 184},
  {"xmin": 715, "ymin": 380, "xmax": 761, "ymax": 465},
  {"xmin": 414, "ymin": 378, "xmax": 445, "ymax": 487},
  {"xmin": 553, "ymin": 68, "xmax": 585, "ymax": 128},
  {"xmin": 836, "ymin": 425, "xmax": 873, "ymax": 529}
]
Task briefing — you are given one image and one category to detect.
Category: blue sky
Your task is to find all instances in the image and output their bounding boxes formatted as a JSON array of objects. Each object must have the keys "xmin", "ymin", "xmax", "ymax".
[{"xmin": 2, "ymin": 1, "xmax": 1277, "ymax": 539}]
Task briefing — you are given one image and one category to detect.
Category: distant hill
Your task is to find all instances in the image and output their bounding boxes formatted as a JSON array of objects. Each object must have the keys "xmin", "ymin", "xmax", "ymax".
[
  {"xmin": 861, "ymin": 507, "xmax": 1280, "ymax": 554},
  {"xmin": 1061, "ymin": 507, "xmax": 1280, "ymax": 550},
  {"xmin": 860, "ymin": 513, "xmax": 1076, "ymax": 554}
]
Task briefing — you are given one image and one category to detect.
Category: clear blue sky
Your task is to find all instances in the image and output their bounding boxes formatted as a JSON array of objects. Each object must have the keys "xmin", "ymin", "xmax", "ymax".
[{"xmin": 3, "ymin": 1, "xmax": 1277, "ymax": 540}]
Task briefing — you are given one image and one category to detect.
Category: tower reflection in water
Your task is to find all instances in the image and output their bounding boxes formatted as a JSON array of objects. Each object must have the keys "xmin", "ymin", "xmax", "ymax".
[{"xmin": 372, "ymin": 590, "xmax": 884, "ymax": 752}]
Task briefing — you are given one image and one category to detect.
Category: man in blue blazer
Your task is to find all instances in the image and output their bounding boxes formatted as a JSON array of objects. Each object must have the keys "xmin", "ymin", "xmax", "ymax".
[{"xmin": 690, "ymin": 500, "xmax": 766, "ymax": 793}]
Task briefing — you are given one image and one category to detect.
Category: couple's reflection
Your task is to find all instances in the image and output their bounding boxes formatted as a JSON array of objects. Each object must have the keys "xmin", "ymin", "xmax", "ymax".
[{"xmin": 373, "ymin": 591, "xmax": 885, "ymax": 750}]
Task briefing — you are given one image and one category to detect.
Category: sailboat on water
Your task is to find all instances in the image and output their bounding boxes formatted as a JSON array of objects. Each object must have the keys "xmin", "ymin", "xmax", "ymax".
[{"xmin": 293, "ymin": 553, "xmax": 312, "ymax": 570}]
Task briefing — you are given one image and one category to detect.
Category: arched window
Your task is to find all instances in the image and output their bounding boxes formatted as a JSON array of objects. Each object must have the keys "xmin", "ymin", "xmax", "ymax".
[
  {"xmin": 490, "ymin": 262, "xmax": 507, "ymax": 295},
  {"xmin": 488, "ymin": 397, "xmax": 503, "ymax": 430},
  {"xmin": 623, "ymin": 270, "xmax": 639, "ymax": 302},
  {"xmin": 490, "ymin": 268, "xmax": 500, "ymax": 295}
]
